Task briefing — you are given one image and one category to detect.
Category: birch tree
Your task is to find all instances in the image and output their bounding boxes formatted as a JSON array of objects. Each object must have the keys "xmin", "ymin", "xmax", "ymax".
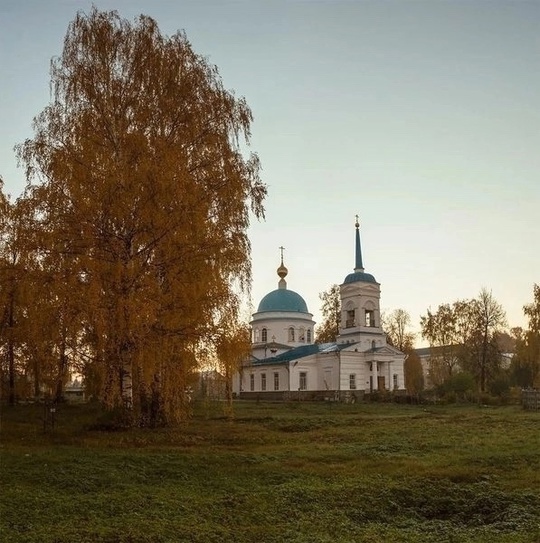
[
  {"xmin": 17, "ymin": 8, "xmax": 265, "ymax": 424},
  {"xmin": 0, "ymin": 180, "xmax": 14, "ymax": 402},
  {"xmin": 421, "ymin": 291, "xmax": 506, "ymax": 392},
  {"xmin": 420, "ymin": 303, "xmax": 463, "ymax": 384},
  {"xmin": 382, "ymin": 308, "xmax": 415, "ymax": 352},
  {"xmin": 315, "ymin": 284, "xmax": 341, "ymax": 343},
  {"xmin": 0, "ymin": 191, "xmax": 32, "ymax": 404},
  {"xmin": 468, "ymin": 289, "xmax": 506, "ymax": 392}
]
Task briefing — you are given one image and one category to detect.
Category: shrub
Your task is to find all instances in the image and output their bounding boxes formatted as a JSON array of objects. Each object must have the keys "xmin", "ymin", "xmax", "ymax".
[
  {"xmin": 88, "ymin": 406, "xmax": 134, "ymax": 431},
  {"xmin": 438, "ymin": 372, "xmax": 475, "ymax": 401}
]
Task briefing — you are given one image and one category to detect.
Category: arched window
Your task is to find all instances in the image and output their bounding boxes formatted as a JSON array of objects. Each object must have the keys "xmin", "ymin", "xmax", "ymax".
[
  {"xmin": 306, "ymin": 329, "xmax": 312, "ymax": 343},
  {"xmin": 288, "ymin": 327, "xmax": 295, "ymax": 342},
  {"xmin": 345, "ymin": 301, "xmax": 355, "ymax": 328},
  {"xmin": 364, "ymin": 301, "xmax": 376, "ymax": 328},
  {"xmin": 262, "ymin": 328, "xmax": 268, "ymax": 342},
  {"xmin": 299, "ymin": 327, "xmax": 305, "ymax": 342},
  {"xmin": 254, "ymin": 328, "xmax": 260, "ymax": 342},
  {"xmin": 365, "ymin": 309, "xmax": 375, "ymax": 327}
]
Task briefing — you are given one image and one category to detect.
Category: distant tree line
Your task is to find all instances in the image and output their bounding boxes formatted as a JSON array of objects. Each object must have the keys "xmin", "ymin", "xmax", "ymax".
[
  {"xmin": 420, "ymin": 286, "xmax": 540, "ymax": 397},
  {"xmin": 0, "ymin": 8, "xmax": 265, "ymax": 425}
]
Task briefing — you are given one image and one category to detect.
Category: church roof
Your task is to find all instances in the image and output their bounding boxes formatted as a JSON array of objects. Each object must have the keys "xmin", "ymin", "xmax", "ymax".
[
  {"xmin": 257, "ymin": 288, "xmax": 308, "ymax": 313},
  {"xmin": 249, "ymin": 341, "xmax": 403, "ymax": 366},
  {"xmin": 251, "ymin": 342, "xmax": 350, "ymax": 366},
  {"xmin": 343, "ymin": 271, "xmax": 378, "ymax": 284}
]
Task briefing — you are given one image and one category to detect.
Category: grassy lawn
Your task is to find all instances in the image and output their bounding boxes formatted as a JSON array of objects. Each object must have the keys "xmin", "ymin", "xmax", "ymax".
[{"xmin": 1, "ymin": 400, "xmax": 539, "ymax": 542}]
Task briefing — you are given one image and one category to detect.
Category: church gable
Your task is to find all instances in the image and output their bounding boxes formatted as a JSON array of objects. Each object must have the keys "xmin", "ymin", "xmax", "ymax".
[
  {"xmin": 371, "ymin": 345, "xmax": 405, "ymax": 356},
  {"xmin": 340, "ymin": 343, "xmax": 404, "ymax": 357}
]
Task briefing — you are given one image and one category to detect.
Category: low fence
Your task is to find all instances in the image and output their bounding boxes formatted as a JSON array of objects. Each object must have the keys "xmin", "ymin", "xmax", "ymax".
[
  {"xmin": 237, "ymin": 390, "xmax": 364, "ymax": 403},
  {"xmin": 522, "ymin": 389, "xmax": 540, "ymax": 411}
]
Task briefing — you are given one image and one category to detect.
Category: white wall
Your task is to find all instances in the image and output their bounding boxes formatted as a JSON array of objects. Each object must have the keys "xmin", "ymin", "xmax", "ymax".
[{"xmin": 251, "ymin": 310, "xmax": 315, "ymax": 351}]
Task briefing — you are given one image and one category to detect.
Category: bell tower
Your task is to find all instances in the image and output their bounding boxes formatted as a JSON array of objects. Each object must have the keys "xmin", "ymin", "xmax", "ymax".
[{"xmin": 338, "ymin": 217, "xmax": 385, "ymax": 348}]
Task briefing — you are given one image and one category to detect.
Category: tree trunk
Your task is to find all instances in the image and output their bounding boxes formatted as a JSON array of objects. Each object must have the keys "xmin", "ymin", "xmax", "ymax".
[
  {"xmin": 33, "ymin": 357, "xmax": 41, "ymax": 398},
  {"xmin": 8, "ymin": 343, "xmax": 15, "ymax": 405},
  {"xmin": 480, "ymin": 326, "xmax": 488, "ymax": 393},
  {"xmin": 55, "ymin": 336, "xmax": 67, "ymax": 403},
  {"xmin": 224, "ymin": 364, "xmax": 233, "ymax": 419},
  {"xmin": 8, "ymin": 296, "xmax": 15, "ymax": 405},
  {"xmin": 120, "ymin": 357, "xmax": 133, "ymax": 409}
]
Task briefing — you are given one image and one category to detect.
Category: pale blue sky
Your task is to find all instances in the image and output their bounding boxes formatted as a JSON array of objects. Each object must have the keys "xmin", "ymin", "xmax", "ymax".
[{"xmin": 1, "ymin": 1, "xmax": 539, "ymax": 341}]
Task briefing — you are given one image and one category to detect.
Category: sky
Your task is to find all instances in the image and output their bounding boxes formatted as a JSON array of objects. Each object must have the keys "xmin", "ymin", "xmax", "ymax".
[{"xmin": 1, "ymin": 0, "xmax": 539, "ymax": 344}]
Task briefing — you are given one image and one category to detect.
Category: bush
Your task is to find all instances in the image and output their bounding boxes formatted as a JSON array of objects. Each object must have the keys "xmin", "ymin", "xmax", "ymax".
[
  {"xmin": 490, "ymin": 374, "xmax": 511, "ymax": 397},
  {"xmin": 438, "ymin": 372, "xmax": 475, "ymax": 401},
  {"xmin": 88, "ymin": 406, "xmax": 134, "ymax": 431}
]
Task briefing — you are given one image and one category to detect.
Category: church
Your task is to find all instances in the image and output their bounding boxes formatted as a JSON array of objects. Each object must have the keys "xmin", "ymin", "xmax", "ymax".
[{"xmin": 233, "ymin": 219, "xmax": 406, "ymax": 400}]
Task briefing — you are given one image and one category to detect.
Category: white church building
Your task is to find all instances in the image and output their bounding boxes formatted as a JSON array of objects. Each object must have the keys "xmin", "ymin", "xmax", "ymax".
[{"xmin": 233, "ymin": 220, "xmax": 406, "ymax": 400}]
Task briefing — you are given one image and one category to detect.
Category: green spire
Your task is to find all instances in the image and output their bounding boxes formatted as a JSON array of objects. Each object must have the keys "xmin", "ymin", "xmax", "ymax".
[{"xmin": 354, "ymin": 215, "xmax": 364, "ymax": 272}]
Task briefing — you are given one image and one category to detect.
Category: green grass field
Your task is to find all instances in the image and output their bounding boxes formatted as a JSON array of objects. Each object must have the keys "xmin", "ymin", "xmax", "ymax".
[{"xmin": 1, "ymin": 400, "xmax": 539, "ymax": 542}]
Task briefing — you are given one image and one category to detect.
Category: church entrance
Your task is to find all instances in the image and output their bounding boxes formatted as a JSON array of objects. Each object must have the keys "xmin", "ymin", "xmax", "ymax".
[{"xmin": 377, "ymin": 376, "xmax": 385, "ymax": 391}]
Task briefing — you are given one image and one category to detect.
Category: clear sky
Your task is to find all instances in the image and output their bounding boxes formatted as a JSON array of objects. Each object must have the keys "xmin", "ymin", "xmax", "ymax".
[{"xmin": 1, "ymin": 0, "xmax": 539, "ymax": 343}]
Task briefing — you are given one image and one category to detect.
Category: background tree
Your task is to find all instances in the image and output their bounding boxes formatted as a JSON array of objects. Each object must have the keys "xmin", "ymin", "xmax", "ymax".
[
  {"xmin": 24, "ymin": 246, "xmax": 85, "ymax": 402},
  {"xmin": 496, "ymin": 331, "xmax": 516, "ymax": 354},
  {"xmin": 382, "ymin": 308, "xmax": 415, "ymax": 352},
  {"xmin": 17, "ymin": 9, "xmax": 265, "ymax": 424},
  {"xmin": 420, "ymin": 302, "xmax": 464, "ymax": 385},
  {"xmin": 421, "ymin": 289, "xmax": 507, "ymax": 393},
  {"xmin": 381, "ymin": 308, "xmax": 421, "ymax": 396},
  {"xmin": 524, "ymin": 284, "xmax": 540, "ymax": 332},
  {"xmin": 315, "ymin": 284, "xmax": 341, "ymax": 343},
  {"xmin": 0, "ymin": 180, "xmax": 86, "ymax": 403},
  {"xmin": 0, "ymin": 192, "xmax": 34, "ymax": 404},
  {"xmin": 509, "ymin": 327, "xmax": 527, "ymax": 386},
  {"xmin": 511, "ymin": 285, "xmax": 540, "ymax": 388},
  {"xmin": 465, "ymin": 288, "xmax": 506, "ymax": 392},
  {"xmin": 0, "ymin": 179, "xmax": 15, "ymax": 402},
  {"xmin": 403, "ymin": 349, "xmax": 424, "ymax": 397},
  {"xmin": 215, "ymin": 320, "xmax": 251, "ymax": 419}
]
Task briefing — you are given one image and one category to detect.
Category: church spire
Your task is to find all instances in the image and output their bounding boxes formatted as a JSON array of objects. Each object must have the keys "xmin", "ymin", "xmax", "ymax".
[
  {"xmin": 354, "ymin": 215, "xmax": 364, "ymax": 272},
  {"xmin": 277, "ymin": 246, "xmax": 288, "ymax": 289}
]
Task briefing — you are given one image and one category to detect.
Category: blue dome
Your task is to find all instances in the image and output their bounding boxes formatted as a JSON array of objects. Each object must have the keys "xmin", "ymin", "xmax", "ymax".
[
  {"xmin": 343, "ymin": 271, "xmax": 377, "ymax": 284},
  {"xmin": 257, "ymin": 289, "xmax": 309, "ymax": 313}
]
